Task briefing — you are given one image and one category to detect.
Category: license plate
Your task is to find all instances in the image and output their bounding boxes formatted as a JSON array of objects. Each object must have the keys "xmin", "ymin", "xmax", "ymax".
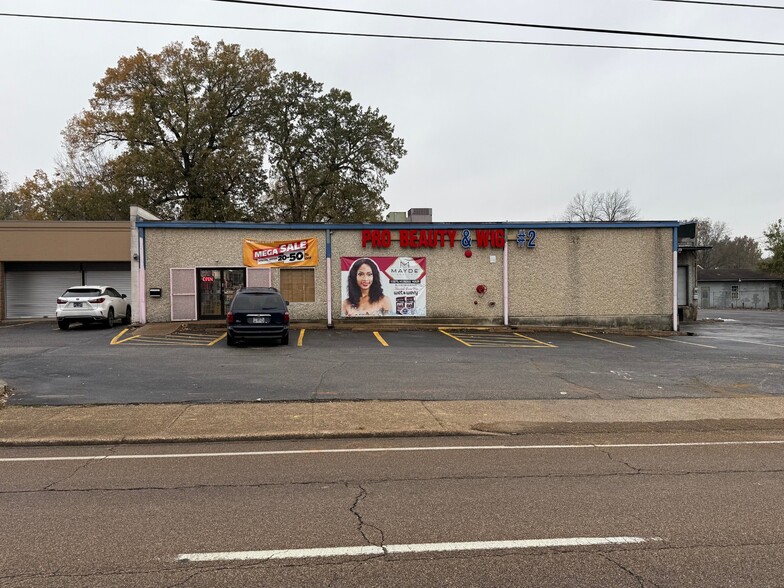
[
  {"xmin": 250, "ymin": 317, "xmax": 269, "ymax": 324},
  {"xmin": 73, "ymin": 302, "xmax": 83, "ymax": 308}
]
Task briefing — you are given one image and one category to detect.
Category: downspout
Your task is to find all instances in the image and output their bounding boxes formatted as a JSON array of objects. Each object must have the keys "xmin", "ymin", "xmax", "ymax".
[
  {"xmin": 503, "ymin": 237, "xmax": 509, "ymax": 326},
  {"xmin": 139, "ymin": 229, "xmax": 147, "ymax": 325},
  {"xmin": 672, "ymin": 226, "xmax": 678, "ymax": 332},
  {"xmin": 326, "ymin": 229, "xmax": 333, "ymax": 327}
]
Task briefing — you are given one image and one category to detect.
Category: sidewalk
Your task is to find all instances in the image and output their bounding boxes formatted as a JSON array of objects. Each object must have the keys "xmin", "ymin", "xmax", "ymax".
[{"xmin": 3, "ymin": 397, "xmax": 784, "ymax": 446}]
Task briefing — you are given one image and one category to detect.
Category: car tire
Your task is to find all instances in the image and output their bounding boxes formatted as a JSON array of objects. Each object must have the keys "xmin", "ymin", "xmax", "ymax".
[
  {"xmin": 281, "ymin": 331, "xmax": 289, "ymax": 345},
  {"xmin": 105, "ymin": 308, "xmax": 115, "ymax": 328},
  {"xmin": 226, "ymin": 333, "xmax": 236, "ymax": 346},
  {"xmin": 122, "ymin": 306, "xmax": 132, "ymax": 325},
  {"xmin": 58, "ymin": 320, "xmax": 69, "ymax": 330}
]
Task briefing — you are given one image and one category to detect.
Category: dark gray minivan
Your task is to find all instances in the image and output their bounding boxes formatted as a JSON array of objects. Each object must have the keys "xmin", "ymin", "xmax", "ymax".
[{"xmin": 226, "ymin": 287, "xmax": 290, "ymax": 346}]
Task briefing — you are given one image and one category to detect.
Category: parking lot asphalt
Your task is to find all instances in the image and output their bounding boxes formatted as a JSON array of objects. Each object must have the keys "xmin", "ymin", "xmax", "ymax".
[{"xmin": 1, "ymin": 309, "xmax": 783, "ymax": 445}]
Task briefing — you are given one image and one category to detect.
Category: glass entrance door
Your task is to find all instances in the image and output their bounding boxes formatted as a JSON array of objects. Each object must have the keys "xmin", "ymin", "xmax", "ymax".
[{"xmin": 198, "ymin": 268, "xmax": 246, "ymax": 319}]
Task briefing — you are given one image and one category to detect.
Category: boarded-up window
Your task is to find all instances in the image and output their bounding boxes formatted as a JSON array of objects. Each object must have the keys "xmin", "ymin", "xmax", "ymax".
[{"xmin": 280, "ymin": 269, "xmax": 315, "ymax": 302}]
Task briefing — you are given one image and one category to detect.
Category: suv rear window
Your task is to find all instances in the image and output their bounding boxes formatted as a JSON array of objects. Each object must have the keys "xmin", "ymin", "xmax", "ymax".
[
  {"xmin": 62, "ymin": 288, "xmax": 103, "ymax": 297},
  {"xmin": 231, "ymin": 293, "xmax": 284, "ymax": 312}
]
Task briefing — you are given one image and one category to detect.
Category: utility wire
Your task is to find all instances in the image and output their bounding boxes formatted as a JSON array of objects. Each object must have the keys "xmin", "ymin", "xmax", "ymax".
[
  {"xmin": 649, "ymin": 0, "xmax": 784, "ymax": 10},
  {"xmin": 2, "ymin": 12, "xmax": 784, "ymax": 57},
  {"xmin": 207, "ymin": 0, "xmax": 784, "ymax": 47}
]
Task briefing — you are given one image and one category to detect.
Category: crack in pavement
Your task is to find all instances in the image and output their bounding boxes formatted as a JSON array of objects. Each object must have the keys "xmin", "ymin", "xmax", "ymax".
[
  {"xmin": 600, "ymin": 552, "xmax": 658, "ymax": 587},
  {"xmin": 312, "ymin": 362, "xmax": 347, "ymax": 400},
  {"xmin": 348, "ymin": 483, "xmax": 386, "ymax": 554},
  {"xmin": 5, "ymin": 466, "xmax": 784, "ymax": 496},
  {"xmin": 596, "ymin": 447, "xmax": 643, "ymax": 474},
  {"xmin": 41, "ymin": 445, "xmax": 118, "ymax": 491}
]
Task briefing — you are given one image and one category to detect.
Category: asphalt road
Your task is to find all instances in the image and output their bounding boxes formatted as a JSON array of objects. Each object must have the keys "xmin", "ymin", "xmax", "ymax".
[
  {"xmin": 2, "ymin": 429, "xmax": 784, "ymax": 587},
  {"xmin": 1, "ymin": 309, "xmax": 783, "ymax": 405}
]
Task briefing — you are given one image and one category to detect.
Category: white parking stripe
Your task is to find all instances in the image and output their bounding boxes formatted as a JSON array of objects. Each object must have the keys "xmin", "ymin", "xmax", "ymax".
[
  {"xmin": 698, "ymin": 336, "xmax": 784, "ymax": 349},
  {"xmin": 178, "ymin": 536, "xmax": 659, "ymax": 562},
  {"xmin": 571, "ymin": 331, "xmax": 635, "ymax": 348},
  {"xmin": 648, "ymin": 336, "xmax": 717, "ymax": 349},
  {"xmin": 3, "ymin": 440, "xmax": 784, "ymax": 463}
]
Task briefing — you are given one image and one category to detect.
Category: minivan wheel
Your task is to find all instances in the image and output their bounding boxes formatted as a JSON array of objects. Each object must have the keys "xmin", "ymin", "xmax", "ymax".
[
  {"xmin": 281, "ymin": 331, "xmax": 289, "ymax": 345},
  {"xmin": 58, "ymin": 320, "xmax": 69, "ymax": 330},
  {"xmin": 226, "ymin": 333, "xmax": 236, "ymax": 346}
]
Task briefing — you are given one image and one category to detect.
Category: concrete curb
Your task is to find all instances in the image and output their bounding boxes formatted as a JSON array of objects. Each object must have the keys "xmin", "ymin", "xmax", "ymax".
[
  {"xmin": 4, "ymin": 399, "xmax": 784, "ymax": 447},
  {"xmin": 4, "ymin": 419, "xmax": 784, "ymax": 447}
]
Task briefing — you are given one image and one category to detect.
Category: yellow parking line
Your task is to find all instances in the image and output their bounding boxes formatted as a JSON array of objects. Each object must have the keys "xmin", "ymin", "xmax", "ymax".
[
  {"xmin": 571, "ymin": 331, "xmax": 636, "ymax": 348},
  {"xmin": 649, "ymin": 335, "xmax": 716, "ymax": 349},
  {"xmin": 514, "ymin": 333, "xmax": 557, "ymax": 348},
  {"xmin": 110, "ymin": 328, "xmax": 141, "ymax": 345},
  {"xmin": 298, "ymin": 329, "xmax": 305, "ymax": 347},
  {"xmin": 439, "ymin": 328, "xmax": 472, "ymax": 347},
  {"xmin": 373, "ymin": 331, "xmax": 389, "ymax": 347},
  {"xmin": 1, "ymin": 322, "xmax": 33, "ymax": 329},
  {"xmin": 208, "ymin": 333, "xmax": 227, "ymax": 346}
]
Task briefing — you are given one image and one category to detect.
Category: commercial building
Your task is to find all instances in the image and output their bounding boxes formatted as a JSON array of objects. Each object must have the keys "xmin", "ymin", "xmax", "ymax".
[
  {"xmin": 132, "ymin": 207, "xmax": 689, "ymax": 330},
  {"xmin": 698, "ymin": 268, "xmax": 784, "ymax": 310},
  {"xmin": 0, "ymin": 221, "xmax": 130, "ymax": 319}
]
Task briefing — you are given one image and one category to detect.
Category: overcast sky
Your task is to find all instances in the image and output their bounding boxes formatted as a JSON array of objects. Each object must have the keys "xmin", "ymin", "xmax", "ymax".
[{"xmin": 2, "ymin": 0, "xmax": 783, "ymax": 240}]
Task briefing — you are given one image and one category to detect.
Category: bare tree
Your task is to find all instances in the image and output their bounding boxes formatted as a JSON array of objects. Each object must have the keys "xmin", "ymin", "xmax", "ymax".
[
  {"xmin": 693, "ymin": 218, "xmax": 730, "ymax": 269},
  {"xmin": 563, "ymin": 190, "xmax": 639, "ymax": 221}
]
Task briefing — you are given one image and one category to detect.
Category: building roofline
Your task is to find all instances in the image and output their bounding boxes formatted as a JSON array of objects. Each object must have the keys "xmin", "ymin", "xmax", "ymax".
[{"xmin": 135, "ymin": 220, "xmax": 680, "ymax": 230}]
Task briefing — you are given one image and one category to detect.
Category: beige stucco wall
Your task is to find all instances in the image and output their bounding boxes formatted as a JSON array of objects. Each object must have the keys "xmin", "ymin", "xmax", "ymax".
[
  {"xmin": 141, "ymin": 225, "xmax": 674, "ymax": 328},
  {"xmin": 508, "ymin": 228, "xmax": 673, "ymax": 326},
  {"xmin": 0, "ymin": 221, "xmax": 130, "ymax": 262},
  {"xmin": 143, "ymin": 228, "xmax": 328, "ymax": 323}
]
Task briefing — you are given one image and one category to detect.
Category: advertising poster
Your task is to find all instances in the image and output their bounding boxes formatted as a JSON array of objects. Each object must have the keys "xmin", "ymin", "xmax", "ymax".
[
  {"xmin": 242, "ymin": 238, "xmax": 318, "ymax": 268},
  {"xmin": 340, "ymin": 257, "xmax": 426, "ymax": 317}
]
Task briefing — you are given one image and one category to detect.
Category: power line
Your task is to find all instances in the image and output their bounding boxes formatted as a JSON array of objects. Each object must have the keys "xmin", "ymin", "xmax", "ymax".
[
  {"xmin": 207, "ymin": 0, "xmax": 784, "ymax": 47},
  {"xmin": 649, "ymin": 0, "xmax": 784, "ymax": 10},
  {"xmin": 2, "ymin": 12, "xmax": 784, "ymax": 57}
]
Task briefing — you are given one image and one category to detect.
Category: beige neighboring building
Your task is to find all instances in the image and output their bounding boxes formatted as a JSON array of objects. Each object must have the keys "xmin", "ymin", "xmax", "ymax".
[
  {"xmin": 133, "ymin": 210, "xmax": 684, "ymax": 330},
  {"xmin": 0, "ymin": 221, "xmax": 131, "ymax": 319}
]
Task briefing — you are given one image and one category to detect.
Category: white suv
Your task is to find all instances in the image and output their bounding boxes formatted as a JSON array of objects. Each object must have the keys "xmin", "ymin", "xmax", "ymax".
[{"xmin": 56, "ymin": 286, "xmax": 131, "ymax": 330}]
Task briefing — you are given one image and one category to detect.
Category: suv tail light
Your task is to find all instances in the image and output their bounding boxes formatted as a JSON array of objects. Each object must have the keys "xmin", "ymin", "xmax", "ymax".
[
  {"xmin": 88, "ymin": 297, "xmax": 105, "ymax": 303},
  {"xmin": 283, "ymin": 311, "xmax": 290, "ymax": 324},
  {"xmin": 57, "ymin": 298, "xmax": 66, "ymax": 304},
  {"xmin": 226, "ymin": 311, "xmax": 235, "ymax": 324}
]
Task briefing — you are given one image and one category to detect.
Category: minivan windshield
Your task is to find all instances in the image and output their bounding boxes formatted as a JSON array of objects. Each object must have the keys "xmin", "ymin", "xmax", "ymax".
[{"xmin": 231, "ymin": 293, "xmax": 283, "ymax": 312}]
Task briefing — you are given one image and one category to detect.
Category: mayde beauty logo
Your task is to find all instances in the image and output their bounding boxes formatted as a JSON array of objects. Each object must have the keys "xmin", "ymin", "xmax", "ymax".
[{"xmin": 386, "ymin": 257, "xmax": 424, "ymax": 281}]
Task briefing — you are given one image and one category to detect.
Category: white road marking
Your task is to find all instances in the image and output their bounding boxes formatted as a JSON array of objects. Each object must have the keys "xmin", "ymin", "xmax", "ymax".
[
  {"xmin": 178, "ymin": 536, "xmax": 660, "ymax": 562},
  {"xmin": 571, "ymin": 331, "xmax": 636, "ymax": 348},
  {"xmin": 0, "ymin": 322, "xmax": 34, "ymax": 329},
  {"xmin": 648, "ymin": 336, "xmax": 717, "ymax": 349},
  {"xmin": 698, "ymin": 336, "xmax": 784, "ymax": 349},
  {"xmin": 3, "ymin": 440, "xmax": 784, "ymax": 463}
]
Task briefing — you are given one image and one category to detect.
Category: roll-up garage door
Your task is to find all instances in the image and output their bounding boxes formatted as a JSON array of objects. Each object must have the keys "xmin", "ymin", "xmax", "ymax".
[
  {"xmin": 5, "ymin": 269, "xmax": 82, "ymax": 318},
  {"xmin": 83, "ymin": 270, "xmax": 131, "ymax": 297}
]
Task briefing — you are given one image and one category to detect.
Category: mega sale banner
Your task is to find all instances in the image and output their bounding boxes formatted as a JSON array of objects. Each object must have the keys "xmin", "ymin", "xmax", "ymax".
[
  {"xmin": 340, "ymin": 257, "xmax": 426, "ymax": 317},
  {"xmin": 242, "ymin": 238, "xmax": 319, "ymax": 268}
]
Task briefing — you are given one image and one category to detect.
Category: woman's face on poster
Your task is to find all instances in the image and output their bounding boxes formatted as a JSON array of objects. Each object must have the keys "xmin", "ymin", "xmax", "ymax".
[{"xmin": 356, "ymin": 263, "xmax": 374, "ymax": 291}]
